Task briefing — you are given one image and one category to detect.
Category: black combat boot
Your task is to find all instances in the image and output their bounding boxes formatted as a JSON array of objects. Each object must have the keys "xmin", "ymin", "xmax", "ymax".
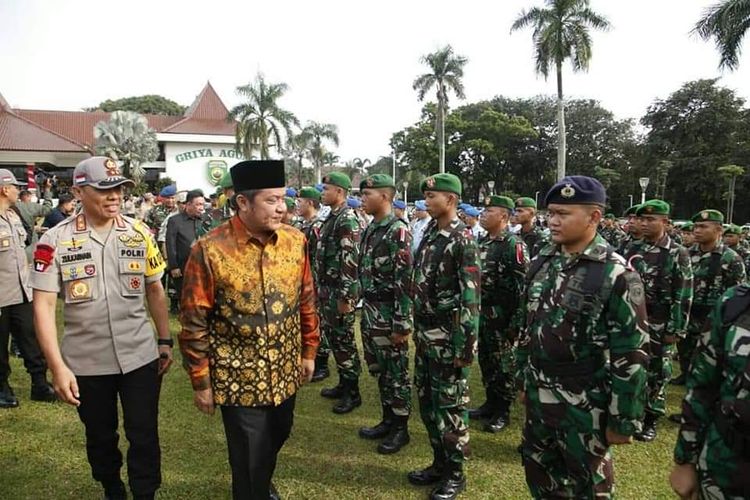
[
  {"xmin": 332, "ymin": 381, "xmax": 361, "ymax": 414},
  {"xmin": 635, "ymin": 413, "xmax": 658, "ymax": 442},
  {"xmin": 359, "ymin": 405, "xmax": 393, "ymax": 439},
  {"xmin": 101, "ymin": 478, "xmax": 126, "ymax": 500},
  {"xmin": 30, "ymin": 373, "xmax": 56, "ymax": 402},
  {"xmin": 0, "ymin": 380, "xmax": 19, "ymax": 408},
  {"xmin": 484, "ymin": 407, "xmax": 510, "ymax": 433},
  {"xmin": 667, "ymin": 413, "xmax": 683, "ymax": 424},
  {"xmin": 467, "ymin": 394, "xmax": 494, "ymax": 420},
  {"xmin": 407, "ymin": 446, "xmax": 445, "ymax": 486},
  {"xmin": 670, "ymin": 373, "xmax": 686, "ymax": 386},
  {"xmin": 311, "ymin": 354, "xmax": 330, "ymax": 383},
  {"xmin": 377, "ymin": 415, "xmax": 410, "ymax": 454},
  {"xmin": 430, "ymin": 464, "xmax": 466, "ymax": 500},
  {"xmin": 320, "ymin": 379, "xmax": 344, "ymax": 399}
]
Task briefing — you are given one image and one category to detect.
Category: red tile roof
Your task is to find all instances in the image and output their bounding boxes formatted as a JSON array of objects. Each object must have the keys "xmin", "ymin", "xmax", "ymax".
[{"xmin": 0, "ymin": 82, "xmax": 237, "ymax": 154}]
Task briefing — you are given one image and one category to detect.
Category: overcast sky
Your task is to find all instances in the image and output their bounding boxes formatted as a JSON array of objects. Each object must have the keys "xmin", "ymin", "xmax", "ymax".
[{"xmin": 1, "ymin": 0, "xmax": 748, "ymax": 161}]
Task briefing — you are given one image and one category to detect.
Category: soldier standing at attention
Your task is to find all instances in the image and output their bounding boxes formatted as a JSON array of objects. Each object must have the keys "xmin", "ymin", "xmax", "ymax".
[
  {"xmin": 516, "ymin": 176, "xmax": 649, "ymax": 499},
  {"xmin": 317, "ymin": 172, "xmax": 362, "ymax": 414},
  {"xmin": 672, "ymin": 210, "xmax": 745, "ymax": 395},
  {"xmin": 407, "ymin": 173, "xmax": 480, "ymax": 500},
  {"xmin": 621, "ymin": 200, "xmax": 693, "ymax": 442},
  {"xmin": 619, "ymin": 204, "xmax": 642, "ymax": 253},
  {"xmin": 32, "ymin": 157, "xmax": 171, "ymax": 500},
  {"xmin": 600, "ymin": 213, "xmax": 627, "ymax": 249},
  {"xmin": 679, "ymin": 222, "xmax": 695, "ymax": 249},
  {"xmin": 357, "ymin": 174, "xmax": 413, "ymax": 455},
  {"xmin": 723, "ymin": 224, "xmax": 750, "ymax": 269},
  {"xmin": 515, "ymin": 197, "xmax": 546, "ymax": 258},
  {"xmin": 670, "ymin": 285, "xmax": 750, "ymax": 499},
  {"xmin": 468, "ymin": 195, "xmax": 528, "ymax": 433},
  {"xmin": 144, "ymin": 185, "xmax": 177, "ymax": 237}
]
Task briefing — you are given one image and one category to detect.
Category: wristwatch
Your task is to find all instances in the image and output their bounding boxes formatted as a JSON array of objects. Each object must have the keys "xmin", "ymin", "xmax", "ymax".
[{"xmin": 158, "ymin": 338, "xmax": 174, "ymax": 347}]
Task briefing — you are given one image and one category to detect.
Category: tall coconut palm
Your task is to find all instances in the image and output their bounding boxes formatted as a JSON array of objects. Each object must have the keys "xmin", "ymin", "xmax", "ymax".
[
  {"xmin": 694, "ymin": 0, "xmax": 750, "ymax": 70},
  {"xmin": 299, "ymin": 121, "xmax": 340, "ymax": 182},
  {"xmin": 511, "ymin": 0, "xmax": 611, "ymax": 180},
  {"xmin": 228, "ymin": 73, "xmax": 300, "ymax": 160},
  {"xmin": 94, "ymin": 110, "xmax": 158, "ymax": 185},
  {"xmin": 413, "ymin": 45, "xmax": 468, "ymax": 173},
  {"xmin": 282, "ymin": 133, "xmax": 311, "ymax": 189}
]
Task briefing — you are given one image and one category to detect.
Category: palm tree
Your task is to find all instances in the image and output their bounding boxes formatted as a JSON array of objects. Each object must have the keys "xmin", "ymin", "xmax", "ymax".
[
  {"xmin": 413, "ymin": 45, "xmax": 468, "ymax": 173},
  {"xmin": 94, "ymin": 110, "xmax": 159, "ymax": 185},
  {"xmin": 228, "ymin": 73, "xmax": 300, "ymax": 160},
  {"xmin": 694, "ymin": 0, "xmax": 750, "ymax": 70},
  {"xmin": 511, "ymin": 0, "xmax": 611, "ymax": 180},
  {"xmin": 299, "ymin": 121, "xmax": 340, "ymax": 182},
  {"xmin": 282, "ymin": 133, "xmax": 311, "ymax": 189}
]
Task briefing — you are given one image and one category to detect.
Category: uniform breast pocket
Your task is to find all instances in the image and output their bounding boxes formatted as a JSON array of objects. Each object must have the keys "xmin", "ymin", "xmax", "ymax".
[
  {"xmin": 0, "ymin": 232, "xmax": 11, "ymax": 252},
  {"xmin": 61, "ymin": 263, "xmax": 98, "ymax": 304},
  {"xmin": 119, "ymin": 259, "xmax": 146, "ymax": 297}
]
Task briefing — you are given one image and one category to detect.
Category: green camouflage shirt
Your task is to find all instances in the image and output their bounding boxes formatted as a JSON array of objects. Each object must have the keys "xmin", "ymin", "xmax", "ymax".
[
  {"xmin": 516, "ymin": 234, "xmax": 649, "ymax": 436},
  {"xmin": 688, "ymin": 242, "xmax": 746, "ymax": 319},
  {"xmin": 316, "ymin": 205, "xmax": 361, "ymax": 305},
  {"xmin": 520, "ymin": 225, "xmax": 547, "ymax": 258},
  {"xmin": 358, "ymin": 213, "xmax": 413, "ymax": 336},
  {"xmin": 479, "ymin": 230, "xmax": 528, "ymax": 328},
  {"xmin": 622, "ymin": 233, "xmax": 693, "ymax": 337},
  {"xmin": 412, "ymin": 218, "xmax": 481, "ymax": 362},
  {"xmin": 599, "ymin": 226, "xmax": 628, "ymax": 249},
  {"xmin": 675, "ymin": 285, "xmax": 750, "ymax": 466},
  {"xmin": 143, "ymin": 204, "xmax": 174, "ymax": 233}
]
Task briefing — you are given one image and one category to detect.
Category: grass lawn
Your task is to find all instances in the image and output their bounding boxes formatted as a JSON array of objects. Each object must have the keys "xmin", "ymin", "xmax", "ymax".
[{"xmin": 1, "ymin": 310, "xmax": 682, "ymax": 499}]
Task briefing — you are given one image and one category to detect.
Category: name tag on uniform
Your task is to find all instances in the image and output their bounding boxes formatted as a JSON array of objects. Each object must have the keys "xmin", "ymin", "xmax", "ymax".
[{"xmin": 120, "ymin": 248, "xmax": 145, "ymax": 258}]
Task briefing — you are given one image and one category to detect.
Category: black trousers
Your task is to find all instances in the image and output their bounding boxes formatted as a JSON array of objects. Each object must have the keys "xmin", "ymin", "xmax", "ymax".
[
  {"xmin": 76, "ymin": 360, "xmax": 162, "ymax": 496},
  {"xmin": 0, "ymin": 300, "xmax": 46, "ymax": 382},
  {"xmin": 221, "ymin": 395, "xmax": 296, "ymax": 500}
]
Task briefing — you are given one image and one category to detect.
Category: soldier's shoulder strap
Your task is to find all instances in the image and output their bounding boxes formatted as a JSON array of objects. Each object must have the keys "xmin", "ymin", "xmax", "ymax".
[
  {"xmin": 722, "ymin": 285, "xmax": 750, "ymax": 326},
  {"xmin": 582, "ymin": 246, "xmax": 613, "ymax": 301},
  {"xmin": 708, "ymin": 250, "xmax": 723, "ymax": 281},
  {"xmin": 526, "ymin": 252, "xmax": 553, "ymax": 285}
]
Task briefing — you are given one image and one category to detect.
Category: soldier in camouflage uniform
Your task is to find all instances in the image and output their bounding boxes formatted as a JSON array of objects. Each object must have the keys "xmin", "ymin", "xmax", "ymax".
[
  {"xmin": 207, "ymin": 172, "xmax": 235, "ymax": 229},
  {"xmin": 673, "ymin": 209, "xmax": 746, "ymax": 394},
  {"xmin": 515, "ymin": 197, "xmax": 546, "ymax": 257},
  {"xmin": 468, "ymin": 195, "xmax": 528, "ymax": 433},
  {"xmin": 724, "ymin": 224, "xmax": 750, "ymax": 270},
  {"xmin": 517, "ymin": 176, "xmax": 649, "ymax": 499},
  {"xmin": 407, "ymin": 173, "xmax": 480, "ymax": 500},
  {"xmin": 621, "ymin": 200, "xmax": 693, "ymax": 442},
  {"xmin": 618, "ymin": 204, "xmax": 642, "ymax": 254},
  {"xmin": 599, "ymin": 213, "xmax": 627, "ymax": 249},
  {"xmin": 671, "ymin": 285, "xmax": 750, "ymax": 499},
  {"xmin": 679, "ymin": 221, "xmax": 695, "ymax": 249},
  {"xmin": 316, "ymin": 172, "xmax": 362, "ymax": 414},
  {"xmin": 144, "ymin": 185, "xmax": 178, "ymax": 237},
  {"xmin": 357, "ymin": 174, "xmax": 414, "ymax": 455}
]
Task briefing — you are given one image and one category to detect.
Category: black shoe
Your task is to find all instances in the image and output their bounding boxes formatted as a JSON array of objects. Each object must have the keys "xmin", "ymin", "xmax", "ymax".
[
  {"xmin": 635, "ymin": 415, "xmax": 658, "ymax": 442},
  {"xmin": 377, "ymin": 420, "xmax": 410, "ymax": 454},
  {"xmin": 484, "ymin": 413, "xmax": 509, "ymax": 433},
  {"xmin": 311, "ymin": 354, "xmax": 330, "ymax": 383},
  {"xmin": 10, "ymin": 339, "xmax": 21, "ymax": 358},
  {"xmin": 467, "ymin": 401, "xmax": 493, "ymax": 420},
  {"xmin": 333, "ymin": 383, "xmax": 361, "ymax": 414},
  {"xmin": 407, "ymin": 447, "xmax": 445, "ymax": 486},
  {"xmin": 0, "ymin": 381, "xmax": 19, "ymax": 409},
  {"xmin": 359, "ymin": 406, "xmax": 393, "ymax": 439},
  {"xmin": 670, "ymin": 373, "xmax": 686, "ymax": 386},
  {"xmin": 102, "ymin": 479, "xmax": 126, "ymax": 500},
  {"xmin": 269, "ymin": 481, "xmax": 281, "ymax": 500},
  {"xmin": 30, "ymin": 378, "xmax": 57, "ymax": 403},
  {"xmin": 667, "ymin": 413, "xmax": 683, "ymax": 424},
  {"xmin": 321, "ymin": 382, "xmax": 344, "ymax": 399},
  {"xmin": 430, "ymin": 470, "xmax": 466, "ymax": 500}
]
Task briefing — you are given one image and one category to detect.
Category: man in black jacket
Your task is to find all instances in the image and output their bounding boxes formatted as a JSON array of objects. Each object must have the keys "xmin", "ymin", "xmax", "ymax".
[
  {"xmin": 42, "ymin": 194, "xmax": 75, "ymax": 229},
  {"xmin": 166, "ymin": 190, "xmax": 207, "ymax": 312}
]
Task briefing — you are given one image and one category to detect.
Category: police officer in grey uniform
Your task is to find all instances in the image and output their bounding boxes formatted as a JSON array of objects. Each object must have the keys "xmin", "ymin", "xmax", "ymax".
[
  {"xmin": 0, "ymin": 169, "xmax": 55, "ymax": 408},
  {"xmin": 32, "ymin": 157, "xmax": 172, "ymax": 500}
]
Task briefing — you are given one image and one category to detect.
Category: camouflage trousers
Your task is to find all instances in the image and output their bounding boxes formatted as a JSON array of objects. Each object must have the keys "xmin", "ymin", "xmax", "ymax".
[
  {"xmin": 477, "ymin": 315, "xmax": 515, "ymax": 412},
  {"xmin": 695, "ymin": 425, "xmax": 750, "ymax": 499},
  {"xmin": 319, "ymin": 298, "xmax": 361, "ymax": 382},
  {"xmin": 645, "ymin": 325, "xmax": 674, "ymax": 417},
  {"xmin": 361, "ymin": 326, "xmax": 412, "ymax": 417},
  {"xmin": 414, "ymin": 322, "xmax": 471, "ymax": 467},
  {"xmin": 317, "ymin": 321, "xmax": 331, "ymax": 358}
]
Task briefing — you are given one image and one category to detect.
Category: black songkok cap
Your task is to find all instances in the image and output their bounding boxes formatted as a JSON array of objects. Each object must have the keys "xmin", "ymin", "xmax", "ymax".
[{"xmin": 230, "ymin": 160, "xmax": 286, "ymax": 192}]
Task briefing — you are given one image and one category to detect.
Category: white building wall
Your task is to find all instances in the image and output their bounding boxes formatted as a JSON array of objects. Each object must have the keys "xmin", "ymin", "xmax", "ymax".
[{"xmin": 163, "ymin": 141, "xmax": 245, "ymax": 194}]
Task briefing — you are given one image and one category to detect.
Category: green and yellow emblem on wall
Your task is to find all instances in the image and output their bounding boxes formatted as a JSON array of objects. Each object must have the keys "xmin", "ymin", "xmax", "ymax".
[{"xmin": 207, "ymin": 160, "xmax": 228, "ymax": 186}]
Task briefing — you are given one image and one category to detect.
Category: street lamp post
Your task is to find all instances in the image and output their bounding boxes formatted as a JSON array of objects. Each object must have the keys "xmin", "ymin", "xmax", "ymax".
[
  {"xmin": 403, "ymin": 181, "xmax": 409, "ymax": 206},
  {"xmin": 392, "ymin": 149, "xmax": 396, "ymax": 181},
  {"xmin": 487, "ymin": 180, "xmax": 495, "ymax": 196},
  {"xmin": 534, "ymin": 191, "xmax": 540, "ymax": 207},
  {"xmin": 639, "ymin": 177, "xmax": 650, "ymax": 204},
  {"xmin": 628, "ymin": 194, "xmax": 633, "ymax": 208}
]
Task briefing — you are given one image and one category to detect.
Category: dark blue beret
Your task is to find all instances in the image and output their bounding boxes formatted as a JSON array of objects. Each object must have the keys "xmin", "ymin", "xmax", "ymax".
[{"xmin": 544, "ymin": 175, "xmax": 606, "ymax": 207}]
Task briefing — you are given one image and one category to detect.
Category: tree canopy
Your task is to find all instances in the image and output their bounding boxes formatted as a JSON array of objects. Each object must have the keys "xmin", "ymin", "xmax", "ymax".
[{"xmin": 86, "ymin": 95, "xmax": 186, "ymax": 116}]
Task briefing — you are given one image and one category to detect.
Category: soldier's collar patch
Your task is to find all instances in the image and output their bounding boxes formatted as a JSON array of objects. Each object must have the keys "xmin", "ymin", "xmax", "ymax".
[
  {"xmin": 115, "ymin": 215, "xmax": 127, "ymax": 230},
  {"xmin": 74, "ymin": 214, "xmax": 87, "ymax": 233},
  {"xmin": 560, "ymin": 184, "xmax": 575, "ymax": 199}
]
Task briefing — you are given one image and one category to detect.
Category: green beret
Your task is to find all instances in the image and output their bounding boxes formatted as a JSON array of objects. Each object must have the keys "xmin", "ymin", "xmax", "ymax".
[
  {"xmin": 420, "ymin": 173, "xmax": 462, "ymax": 196},
  {"xmin": 604, "ymin": 213, "xmax": 616, "ymax": 220},
  {"xmin": 219, "ymin": 171, "xmax": 233, "ymax": 189},
  {"xmin": 284, "ymin": 197, "xmax": 296, "ymax": 210},
  {"xmin": 691, "ymin": 209, "xmax": 724, "ymax": 224},
  {"xmin": 515, "ymin": 197, "xmax": 537, "ymax": 209},
  {"xmin": 484, "ymin": 195, "xmax": 515, "ymax": 211},
  {"xmin": 680, "ymin": 221, "xmax": 694, "ymax": 232},
  {"xmin": 360, "ymin": 174, "xmax": 395, "ymax": 190},
  {"xmin": 322, "ymin": 172, "xmax": 352, "ymax": 191},
  {"xmin": 624, "ymin": 204, "xmax": 641, "ymax": 217},
  {"xmin": 724, "ymin": 224, "xmax": 742, "ymax": 235},
  {"xmin": 298, "ymin": 187, "xmax": 321, "ymax": 201},
  {"xmin": 636, "ymin": 199, "xmax": 671, "ymax": 216}
]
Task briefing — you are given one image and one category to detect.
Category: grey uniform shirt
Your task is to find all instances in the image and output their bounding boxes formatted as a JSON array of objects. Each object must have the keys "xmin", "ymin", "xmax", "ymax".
[
  {"xmin": 30, "ymin": 213, "xmax": 166, "ymax": 376},
  {"xmin": 0, "ymin": 209, "xmax": 32, "ymax": 307}
]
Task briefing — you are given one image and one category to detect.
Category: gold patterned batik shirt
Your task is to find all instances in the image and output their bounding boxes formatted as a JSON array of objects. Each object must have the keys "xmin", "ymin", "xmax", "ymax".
[{"xmin": 178, "ymin": 216, "xmax": 320, "ymax": 407}]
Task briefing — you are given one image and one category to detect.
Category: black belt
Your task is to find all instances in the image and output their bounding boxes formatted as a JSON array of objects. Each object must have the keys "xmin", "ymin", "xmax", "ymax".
[
  {"xmin": 363, "ymin": 290, "xmax": 395, "ymax": 303},
  {"xmin": 415, "ymin": 314, "xmax": 447, "ymax": 329},
  {"xmin": 532, "ymin": 357, "xmax": 605, "ymax": 378}
]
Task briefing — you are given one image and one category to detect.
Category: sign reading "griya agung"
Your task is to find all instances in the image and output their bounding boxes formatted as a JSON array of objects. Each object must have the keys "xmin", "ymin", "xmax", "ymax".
[{"xmin": 174, "ymin": 148, "xmax": 246, "ymax": 163}]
